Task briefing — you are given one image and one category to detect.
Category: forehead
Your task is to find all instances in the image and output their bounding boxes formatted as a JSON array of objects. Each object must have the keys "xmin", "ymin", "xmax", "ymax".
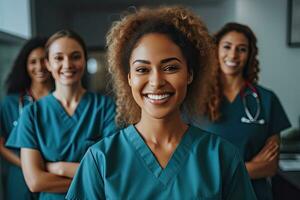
[
  {"xmin": 130, "ymin": 33, "xmax": 184, "ymax": 62},
  {"xmin": 28, "ymin": 47, "xmax": 45, "ymax": 58},
  {"xmin": 220, "ymin": 31, "xmax": 249, "ymax": 45},
  {"xmin": 48, "ymin": 37, "xmax": 84, "ymax": 54}
]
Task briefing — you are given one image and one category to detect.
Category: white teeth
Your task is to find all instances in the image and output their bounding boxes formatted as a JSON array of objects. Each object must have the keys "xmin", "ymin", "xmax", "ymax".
[
  {"xmin": 61, "ymin": 71, "xmax": 75, "ymax": 76},
  {"xmin": 147, "ymin": 94, "xmax": 170, "ymax": 100},
  {"xmin": 225, "ymin": 61, "xmax": 238, "ymax": 67}
]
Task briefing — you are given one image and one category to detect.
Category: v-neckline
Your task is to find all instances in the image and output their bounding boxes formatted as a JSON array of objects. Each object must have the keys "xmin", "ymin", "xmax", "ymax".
[
  {"xmin": 125, "ymin": 125, "xmax": 193, "ymax": 186},
  {"xmin": 49, "ymin": 92, "xmax": 89, "ymax": 121}
]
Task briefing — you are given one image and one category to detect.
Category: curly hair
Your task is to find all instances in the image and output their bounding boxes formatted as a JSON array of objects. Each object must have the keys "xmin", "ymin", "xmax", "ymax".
[
  {"xmin": 106, "ymin": 6, "xmax": 219, "ymax": 127},
  {"xmin": 208, "ymin": 22, "xmax": 260, "ymax": 121},
  {"xmin": 214, "ymin": 22, "xmax": 260, "ymax": 84},
  {"xmin": 5, "ymin": 37, "xmax": 48, "ymax": 94}
]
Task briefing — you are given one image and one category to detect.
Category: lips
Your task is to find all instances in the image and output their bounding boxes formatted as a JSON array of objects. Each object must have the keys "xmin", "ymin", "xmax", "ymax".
[
  {"xmin": 33, "ymin": 71, "xmax": 49, "ymax": 78},
  {"xmin": 224, "ymin": 60, "xmax": 239, "ymax": 67},
  {"xmin": 143, "ymin": 92, "xmax": 173, "ymax": 105},
  {"xmin": 60, "ymin": 70, "xmax": 77, "ymax": 78}
]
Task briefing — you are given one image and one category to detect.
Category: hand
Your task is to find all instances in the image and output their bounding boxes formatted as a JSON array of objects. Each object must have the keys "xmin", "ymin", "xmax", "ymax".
[
  {"xmin": 251, "ymin": 139, "xmax": 279, "ymax": 162},
  {"xmin": 0, "ymin": 137, "xmax": 6, "ymax": 150},
  {"xmin": 46, "ymin": 162, "xmax": 63, "ymax": 176}
]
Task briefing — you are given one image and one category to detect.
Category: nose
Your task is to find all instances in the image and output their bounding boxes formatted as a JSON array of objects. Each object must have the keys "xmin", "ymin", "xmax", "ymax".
[
  {"xmin": 149, "ymin": 70, "xmax": 166, "ymax": 88},
  {"xmin": 228, "ymin": 48, "xmax": 238, "ymax": 59},
  {"xmin": 63, "ymin": 57, "xmax": 72, "ymax": 69},
  {"xmin": 36, "ymin": 58, "xmax": 45, "ymax": 70}
]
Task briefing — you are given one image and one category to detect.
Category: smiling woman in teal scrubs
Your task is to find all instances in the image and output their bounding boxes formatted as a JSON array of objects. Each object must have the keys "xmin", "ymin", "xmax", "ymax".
[
  {"xmin": 0, "ymin": 37, "xmax": 53, "ymax": 200},
  {"xmin": 6, "ymin": 30, "xmax": 116, "ymax": 200},
  {"xmin": 66, "ymin": 7, "xmax": 256, "ymax": 200},
  {"xmin": 187, "ymin": 23, "xmax": 291, "ymax": 200}
]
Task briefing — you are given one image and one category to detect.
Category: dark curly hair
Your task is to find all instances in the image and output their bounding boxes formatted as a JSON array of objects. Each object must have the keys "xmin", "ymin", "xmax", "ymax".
[
  {"xmin": 106, "ymin": 6, "xmax": 219, "ymax": 126},
  {"xmin": 5, "ymin": 37, "xmax": 48, "ymax": 94}
]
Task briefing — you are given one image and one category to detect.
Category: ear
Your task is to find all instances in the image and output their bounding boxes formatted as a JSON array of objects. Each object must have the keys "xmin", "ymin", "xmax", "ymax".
[
  {"xmin": 187, "ymin": 71, "xmax": 193, "ymax": 84},
  {"xmin": 45, "ymin": 59, "xmax": 52, "ymax": 72},
  {"xmin": 128, "ymin": 73, "xmax": 132, "ymax": 86}
]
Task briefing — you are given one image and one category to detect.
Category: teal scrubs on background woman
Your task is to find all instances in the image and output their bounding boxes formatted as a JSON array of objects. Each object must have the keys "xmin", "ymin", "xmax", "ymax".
[
  {"xmin": 66, "ymin": 125, "xmax": 257, "ymax": 200},
  {"xmin": 188, "ymin": 85, "xmax": 291, "ymax": 200},
  {"xmin": 6, "ymin": 92, "xmax": 116, "ymax": 200},
  {"xmin": 0, "ymin": 93, "xmax": 38, "ymax": 200}
]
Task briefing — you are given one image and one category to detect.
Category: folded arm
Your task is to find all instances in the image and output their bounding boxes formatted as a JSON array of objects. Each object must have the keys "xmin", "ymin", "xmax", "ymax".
[
  {"xmin": 245, "ymin": 134, "xmax": 280, "ymax": 179},
  {"xmin": 46, "ymin": 162, "xmax": 79, "ymax": 178},
  {"xmin": 21, "ymin": 148, "xmax": 72, "ymax": 193},
  {"xmin": 0, "ymin": 136, "xmax": 21, "ymax": 167}
]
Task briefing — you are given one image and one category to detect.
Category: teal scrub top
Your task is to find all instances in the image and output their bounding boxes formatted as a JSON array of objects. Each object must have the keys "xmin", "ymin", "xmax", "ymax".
[
  {"xmin": 66, "ymin": 125, "xmax": 257, "ymax": 200},
  {"xmin": 187, "ymin": 85, "xmax": 291, "ymax": 200},
  {"xmin": 6, "ymin": 92, "xmax": 117, "ymax": 200},
  {"xmin": 0, "ymin": 93, "xmax": 37, "ymax": 200}
]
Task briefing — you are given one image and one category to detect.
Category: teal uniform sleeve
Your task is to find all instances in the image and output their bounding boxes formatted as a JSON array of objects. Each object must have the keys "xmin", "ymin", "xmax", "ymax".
[
  {"xmin": 66, "ymin": 148, "xmax": 105, "ymax": 200},
  {"xmin": 224, "ymin": 150, "xmax": 257, "ymax": 200},
  {"xmin": 6, "ymin": 105, "xmax": 38, "ymax": 149},
  {"xmin": 268, "ymin": 92, "xmax": 291, "ymax": 135},
  {"xmin": 101, "ymin": 97, "xmax": 117, "ymax": 138}
]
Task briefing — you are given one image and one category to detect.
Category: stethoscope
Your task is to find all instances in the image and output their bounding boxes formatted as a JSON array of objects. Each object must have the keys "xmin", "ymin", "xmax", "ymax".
[
  {"xmin": 240, "ymin": 82, "xmax": 265, "ymax": 125},
  {"xmin": 13, "ymin": 91, "xmax": 35, "ymax": 127}
]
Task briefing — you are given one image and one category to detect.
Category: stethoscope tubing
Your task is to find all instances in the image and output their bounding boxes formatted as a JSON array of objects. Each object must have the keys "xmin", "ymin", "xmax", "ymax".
[{"xmin": 240, "ymin": 82, "xmax": 265, "ymax": 125}]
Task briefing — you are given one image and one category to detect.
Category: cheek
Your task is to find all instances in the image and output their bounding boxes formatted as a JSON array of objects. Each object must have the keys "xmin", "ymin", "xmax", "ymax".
[{"xmin": 27, "ymin": 64, "xmax": 34, "ymax": 73}]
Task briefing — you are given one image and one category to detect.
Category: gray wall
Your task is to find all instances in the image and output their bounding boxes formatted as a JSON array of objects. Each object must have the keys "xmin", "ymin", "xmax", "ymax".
[{"xmin": 235, "ymin": 0, "xmax": 300, "ymax": 129}]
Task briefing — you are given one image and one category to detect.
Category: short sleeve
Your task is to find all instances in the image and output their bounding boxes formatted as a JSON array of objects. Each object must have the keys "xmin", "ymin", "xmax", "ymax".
[
  {"xmin": 268, "ymin": 92, "xmax": 291, "ymax": 135},
  {"xmin": 101, "ymin": 96, "xmax": 117, "ymax": 138},
  {"xmin": 223, "ymin": 150, "xmax": 257, "ymax": 200},
  {"xmin": 66, "ymin": 148, "xmax": 105, "ymax": 200},
  {"xmin": 5, "ymin": 105, "xmax": 38, "ymax": 149}
]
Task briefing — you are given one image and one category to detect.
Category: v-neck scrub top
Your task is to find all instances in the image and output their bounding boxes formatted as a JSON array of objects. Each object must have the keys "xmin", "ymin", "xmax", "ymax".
[
  {"xmin": 188, "ymin": 85, "xmax": 291, "ymax": 200},
  {"xmin": 6, "ymin": 92, "xmax": 117, "ymax": 200},
  {"xmin": 66, "ymin": 125, "xmax": 257, "ymax": 200},
  {"xmin": 1, "ymin": 93, "xmax": 38, "ymax": 200}
]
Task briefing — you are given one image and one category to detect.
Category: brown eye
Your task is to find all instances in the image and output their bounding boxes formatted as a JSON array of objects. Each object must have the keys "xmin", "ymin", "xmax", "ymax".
[
  {"xmin": 164, "ymin": 64, "xmax": 179, "ymax": 73},
  {"xmin": 30, "ymin": 59, "xmax": 37, "ymax": 64},
  {"xmin": 135, "ymin": 66, "xmax": 149, "ymax": 74}
]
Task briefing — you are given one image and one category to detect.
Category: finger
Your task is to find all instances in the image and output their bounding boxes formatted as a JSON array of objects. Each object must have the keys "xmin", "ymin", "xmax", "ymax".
[{"xmin": 265, "ymin": 146, "xmax": 279, "ymax": 160}]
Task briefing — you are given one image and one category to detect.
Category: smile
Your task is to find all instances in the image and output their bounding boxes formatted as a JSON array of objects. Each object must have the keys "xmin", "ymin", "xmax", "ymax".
[
  {"xmin": 60, "ymin": 71, "xmax": 77, "ymax": 77},
  {"xmin": 225, "ymin": 60, "xmax": 238, "ymax": 67},
  {"xmin": 144, "ymin": 93, "xmax": 173, "ymax": 105}
]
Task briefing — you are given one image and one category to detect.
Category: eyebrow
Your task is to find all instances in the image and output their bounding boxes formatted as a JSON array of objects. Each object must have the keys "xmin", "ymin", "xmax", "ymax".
[
  {"xmin": 222, "ymin": 41, "xmax": 248, "ymax": 47},
  {"xmin": 132, "ymin": 57, "xmax": 182, "ymax": 65}
]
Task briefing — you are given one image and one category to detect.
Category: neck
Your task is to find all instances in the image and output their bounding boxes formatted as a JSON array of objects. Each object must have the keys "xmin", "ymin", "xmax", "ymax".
[
  {"xmin": 136, "ymin": 110, "xmax": 188, "ymax": 145},
  {"xmin": 30, "ymin": 81, "xmax": 52, "ymax": 100},
  {"xmin": 53, "ymin": 83, "xmax": 86, "ymax": 106},
  {"xmin": 222, "ymin": 74, "xmax": 245, "ymax": 93}
]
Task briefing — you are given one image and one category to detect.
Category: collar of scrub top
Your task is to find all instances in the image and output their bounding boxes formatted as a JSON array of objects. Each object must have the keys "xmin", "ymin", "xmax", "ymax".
[{"xmin": 240, "ymin": 81, "xmax": 265, "ymax": 125}]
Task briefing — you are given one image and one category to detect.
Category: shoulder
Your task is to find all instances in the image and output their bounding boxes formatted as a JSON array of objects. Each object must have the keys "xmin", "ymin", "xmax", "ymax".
[
  {"xmin": 92, "ymin": 128, "xmax": 123, "ymax": 148},
  {"xmin": 189, "ymin": 126, "xmax": 240, "ymax": 160},
  {"xmin": 255, "ymin": 84, "xmax": 278, "ymax": 99},
  {"xmin": 86, "ymin": 92, "xmax": 115, "ymax": 106},
  {"xmin": 1, "ymin": 93, "xmax": 19, "ymax": 106}
]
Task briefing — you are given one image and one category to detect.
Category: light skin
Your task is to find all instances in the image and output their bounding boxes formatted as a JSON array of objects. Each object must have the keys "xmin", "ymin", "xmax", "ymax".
[
  {"xmin": 128, "ymin": 33, "xmax": 192, "ymax": 168},
  {"xmin": 218, "ymin": 31, "xmax": 279, "ymax": 179},
  {"xmin": 21, "ymin": 37, "xmax": 85, "ymax": 193},
  {"xmin": 0, "ymin": 47, "xmax": 52, "ymax": 168}
]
